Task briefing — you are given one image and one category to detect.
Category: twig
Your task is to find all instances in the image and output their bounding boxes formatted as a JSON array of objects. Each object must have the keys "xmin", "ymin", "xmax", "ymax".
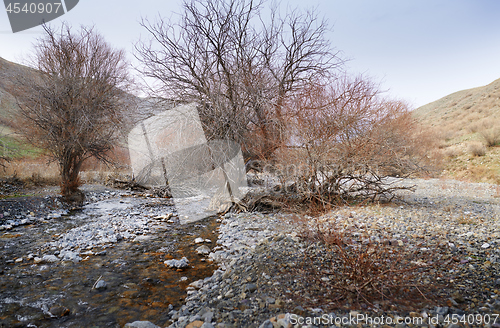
[{"xmin": 92, "ymin": 275, "xmax": 102, "ymax": 289}]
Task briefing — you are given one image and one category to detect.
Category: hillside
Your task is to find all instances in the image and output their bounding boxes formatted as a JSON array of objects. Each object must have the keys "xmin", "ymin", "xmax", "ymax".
[
  {"xmin": 414, "ymin": 78, "xmax": 500, "ymax": 143},
  {"xmin": 0, "ymin": 57, "xmax": 27, "ymax": 129},
  {"xmin": 413, "ymin": 78, "xmax": 500, "ymax": 183}
]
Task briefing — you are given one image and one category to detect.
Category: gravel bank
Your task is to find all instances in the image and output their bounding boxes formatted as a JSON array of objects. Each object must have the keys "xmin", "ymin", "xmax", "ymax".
[{"xmin": 162, "ymin": 178, "xmax": 500, "ymax": 328}]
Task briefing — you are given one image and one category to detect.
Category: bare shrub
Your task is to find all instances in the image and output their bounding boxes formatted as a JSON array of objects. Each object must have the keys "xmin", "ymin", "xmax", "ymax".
[
  {"xmin": 292, "ymin": 219, "xmax": 450, "ymax": 310},
  {"xmin": 9, "ymin": 23, "xmax": 131, "ymax": 199},
  {"xmin": 468, "ymin": 141, "xmax": 486, "ymax": 156},
  {"xmin": 443, "ymin": 146, "xmax": 462, "ymax": 158},
  {"xmin": 480, "ymin": 127, "xmax": 500, "ymax": 147},
  {"xmin": 274, "ymin": 78, "xmax": 432, "ymax": 208}
]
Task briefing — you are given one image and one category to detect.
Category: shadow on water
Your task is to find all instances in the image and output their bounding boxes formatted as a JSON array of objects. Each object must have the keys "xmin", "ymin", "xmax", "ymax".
[{"xmin": 0, "ymin": 194, "xmax": 219, "ymax": 328}]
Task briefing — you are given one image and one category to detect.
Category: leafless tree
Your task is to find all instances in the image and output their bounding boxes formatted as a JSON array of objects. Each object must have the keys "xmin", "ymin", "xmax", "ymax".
[
  {"xmin": 135, "ymin": 0, "xmax": 342, "ymax": 160},
  {"xmin": 10, "ymin": 23, "xmax": 131, "ymax": 200}
]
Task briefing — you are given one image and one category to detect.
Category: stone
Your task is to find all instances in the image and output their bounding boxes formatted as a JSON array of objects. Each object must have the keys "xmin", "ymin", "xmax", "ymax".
[
  {"xmin": 196, "ymin": 245, "xmax": 211, "ymax": 255},
  {"xmin": 186, "ymin": 321, "xmax": 204, "ymax": 328},
  {"xmin": 124, "ymin": 321, "xmax": 161, "ymax": 328},
  {"xmin": 189, "ymin": 279, "xmax": 203, "ymax": 289},
  {"xmin": 293, "ymin": 306, "xmax": 307, "ymax": 316},
  {"xmin": 201, "ymin": 323, "xmax": 215, "ymax": 328},
  {"xmin": 95, "ymin": 280, "xmax": 107, "ymax": 290},
  {"xmin": 244, "ymin": 283, "xmax": 257, "ymax": 293},
  {"xmin": 58, "ymin": 250, "xmax": 82, "ymax": 263},
  {"xmin": 435, "ymin": 306, "xmax": 449, "ymax": 316},
  {"xmin": 165, "ymin": 257, "xmax": 190, "ymax": 269},
  {"xmin": 451, "ymin": 290, "xmax": 465, "ymax": 303},
  {"xmin": 195, "ymin": 238, "xmax": 205, "ymax": 244},
  {"xmin": 189, "ymin": 315, "xmax": 202, "ymax": 322},
  {"xmin": 202, "ymin": 311, "xmax": 214, "ymax": 322},
  {"xmin": 258, "ymin": 320, "xmax": 273, "ymax": 328},
  {"xmin": 49, "ymin": 305, "xmax": 70, "ymax": 317},
  {"xmin": 42, "ymin": 254, "xmax": 59, "ymax": 263},
  {"xmin": 276, "ymin": 313, "xmax": 292, "ymax": 328}
]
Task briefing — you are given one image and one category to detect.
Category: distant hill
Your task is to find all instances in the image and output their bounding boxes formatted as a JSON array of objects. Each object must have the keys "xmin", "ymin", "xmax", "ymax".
[
  {"xmin": 413, "ymin": 78, "xmax": 500, "ymax": 184},
  {"xmin": 0, "ymin": 57, "xmax": 28, "ymax": 129},
  {"xmin": 413, "ymin": 78, "xmax": 500, "ymax": 143}
]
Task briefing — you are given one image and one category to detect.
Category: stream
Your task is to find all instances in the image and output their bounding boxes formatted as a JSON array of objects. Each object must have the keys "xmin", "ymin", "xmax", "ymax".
[{"xmin": 0, "ymin": 191, "xmax": 219, "ymax": 327}]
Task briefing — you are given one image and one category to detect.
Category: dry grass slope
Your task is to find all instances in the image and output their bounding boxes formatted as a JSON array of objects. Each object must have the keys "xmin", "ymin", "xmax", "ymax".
[
  {"xmin": 413, "ymin": 78, "xmax": 500, "ymax": 143},
  {"xmin": 413, "ymin": 78, "xmax": 500, "ymax": 183}
]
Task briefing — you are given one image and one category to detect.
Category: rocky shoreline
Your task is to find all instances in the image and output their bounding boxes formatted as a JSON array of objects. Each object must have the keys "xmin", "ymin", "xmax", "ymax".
[
  {"xmin": 1, "ymin": 178, "xmax": 500, "ymax": 328},
  {"xmin": 150, "ymin": 178, "xmax": 500, "ymax": 328}
]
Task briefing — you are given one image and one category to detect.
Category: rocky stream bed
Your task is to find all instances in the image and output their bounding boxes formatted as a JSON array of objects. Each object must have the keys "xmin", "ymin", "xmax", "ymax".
[{"xmin": 1, "ymin": 179, "xmax": 500, "ymax": 328}]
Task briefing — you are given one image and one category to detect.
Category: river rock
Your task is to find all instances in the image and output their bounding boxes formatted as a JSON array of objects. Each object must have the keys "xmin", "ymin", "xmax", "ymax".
[
  {"xmin": 196, "ymin": 245, "xmax": 211, "ymax": 255},
  {"xmin": 165, "ymin": 257, "xmax": 190, "ymax": 269},
  {"xmin": 451, "ymin": 290, "xmax": 465, "ymax": 303},
  {"xmin": 49, "ymin": 305, "xmax": 70, "ymax": 317},
  {"xmin": 124, "ymin": 321, "xmax": 161, "ymax": 328},
  {"xmin": 186, "ymin": 321, "xmax": 204, "ymax": 328},
  {"xmin": 58, "ymin": 250, "xmax": 82, "ymax": 263},
  {"xmin": 42, "ymin": 254, "xmax": 59, "ymax": 263},
  {"xmin": 95, "ymin": 280, "xmax": 107, "ymax": 290}
]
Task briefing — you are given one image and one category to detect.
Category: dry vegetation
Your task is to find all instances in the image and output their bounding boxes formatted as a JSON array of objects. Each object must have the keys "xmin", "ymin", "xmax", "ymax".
[
  {"xmin": 413, "ymin": 78, "xmax": 500, "ymax": 184},
  {"xmin": 287, "ymin": 216, "xmax": 453, "ymax": 311}
]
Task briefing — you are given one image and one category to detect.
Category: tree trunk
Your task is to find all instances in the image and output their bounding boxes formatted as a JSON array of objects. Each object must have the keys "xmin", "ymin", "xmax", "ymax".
[{"xmin": 60, "ymin": 154, "xmax": 85, "ymax": 203}]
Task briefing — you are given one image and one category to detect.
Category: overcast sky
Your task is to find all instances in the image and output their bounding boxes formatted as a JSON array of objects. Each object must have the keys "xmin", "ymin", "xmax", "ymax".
[{"xmin": 1, "ymin": 0, "xmax": 499, "ymax": 108}]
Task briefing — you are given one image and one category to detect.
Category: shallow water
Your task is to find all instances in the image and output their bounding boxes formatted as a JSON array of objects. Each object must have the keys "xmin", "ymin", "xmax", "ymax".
[{"xmin": 0, "ymin": 194, "xmax": 218, "ymax": 327}]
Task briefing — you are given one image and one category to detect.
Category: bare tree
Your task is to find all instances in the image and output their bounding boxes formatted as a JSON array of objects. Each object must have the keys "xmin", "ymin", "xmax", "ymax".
[
  {"xmin": 10, "ymin": 23, "xmax": 131, "ymax": 200},
  {"xmin": 135, "ymin": 0, "xmax": 341, "ymax": 160}
]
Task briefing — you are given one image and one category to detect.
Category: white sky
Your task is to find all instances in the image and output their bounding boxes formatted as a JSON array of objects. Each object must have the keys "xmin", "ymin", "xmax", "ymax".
[{"xmin": 1, "ymin": 0, "xmax": 500, "ymax": 108}]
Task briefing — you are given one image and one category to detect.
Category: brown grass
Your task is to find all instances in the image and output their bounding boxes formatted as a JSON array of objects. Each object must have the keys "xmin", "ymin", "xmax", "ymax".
[
  {"xmin": 0, "ymin": 157, "xmax": 60, "ymax": 186},
  {"xmin": 467, "ymin": 141, "xmax": 486, "ymax": 157},
  {"xmin": 0, "ymin": 156, "xmax": 133, "ymax": 188},
  {"xmin": 443, "ymin": 145, "xmax": 462, "ymax": 158}
]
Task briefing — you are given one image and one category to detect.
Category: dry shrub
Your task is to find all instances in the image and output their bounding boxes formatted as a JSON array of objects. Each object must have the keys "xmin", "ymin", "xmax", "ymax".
[
  {"xmin": 468, "ymin": 141, "xmax": 486, "ymax": 157},
  {"xmin": 292, "ymin": 219, "xmax": 450, "ymax": 310},
  {"xmin": 443, "ymin": 146, "xmax": 462, "ymax": 158},
  {"xmin": 480, "ymin": 127, "xmax": 500, "ymax": 147},
  {"xmin": 275, "ymin": 77, "xmax": 433, "ymax": 209}
]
